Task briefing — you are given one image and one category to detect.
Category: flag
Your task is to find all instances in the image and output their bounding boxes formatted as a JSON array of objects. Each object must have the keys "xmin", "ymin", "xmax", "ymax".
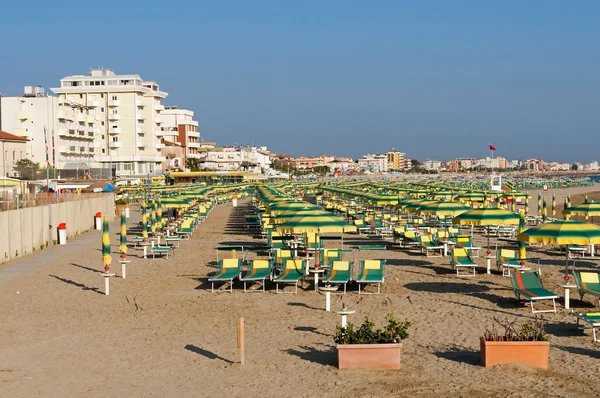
[
  {"xmin": 489, "ymin": 144, "xmax": 496, "ymax": 151},
  {"xmin": 43, "ymin": 127, "xmax": 50, "ymax": 166}
]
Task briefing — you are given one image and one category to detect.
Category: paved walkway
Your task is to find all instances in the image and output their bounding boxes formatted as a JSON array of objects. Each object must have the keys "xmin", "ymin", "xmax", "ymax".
[{"xmin": 0, "ymin": 210, "xmax": 140, "ymax": 286}]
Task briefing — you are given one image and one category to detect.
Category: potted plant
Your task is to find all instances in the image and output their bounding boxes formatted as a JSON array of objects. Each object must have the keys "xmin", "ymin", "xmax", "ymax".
[
  {"xmin": 481, "ymin": 316, "xmax": 549, "ymax": 369},
  {"xmin": 334, "ymin": 313, "xmax": 410, "ymax": 369},
  {"xmin": 115, "ymin": 198, "xmax": 127, "ymax": 216}
]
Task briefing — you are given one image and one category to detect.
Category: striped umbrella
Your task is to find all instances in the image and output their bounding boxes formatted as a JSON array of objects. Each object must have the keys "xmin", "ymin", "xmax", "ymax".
[
  {"xmin": 157, "ymin": 198, "xmax": 163, "ymax": 231},
  {"xmin": 525, "ymin": 197, "xmax": 529, "ymax": 215},
  {"xmin": 542, "ymin": 197, "xmax": 547, "ymax": 223},
  {"xmin": 417, "ymin": 202, "xmax": 470, "ymax": 217},
  {"xmin": 518, "ymin": 210, "xmax": 527, "ymax": 259},
  {"xmin": 552, "ymin": 194, "xmax": 556, "ymax": 218},
  {"xmin": 275, "ymin": 215, "xmax": 357, "ymax": 234},
  {"xmin": 102, "ymin": 215, "xmax": 112, "ymax": 272},
  {"xmin": 564, "ymin": 199, "xmax": 570, "ymax": 220},
  {"xmin": 537, "ymin": 194, "xmax": 542, "ymax": 217},
  {"xmin": 141, "ymin": 206, "xmax": 148, "ymax": 239},
  {"xmin": 120, "ymin": 210, "xmax": 127, "ymax": 257},
  {"xmin": 563, "ymin": 202, "xmax": 600, "ymax": 222},
  {"xmin": 268, "ymin": 202, "xmax": 320, "ymax": 216},
  {"xmin": 517, "ymin": 220, "xmax": 600, "ymax": 275},
  {"xmin": 511, "ymin": 195, "xmax": 516, "ymax": 213},
  {"xmin": 453, "ymin": 208, "xmax": 520, "ymax": 249}
]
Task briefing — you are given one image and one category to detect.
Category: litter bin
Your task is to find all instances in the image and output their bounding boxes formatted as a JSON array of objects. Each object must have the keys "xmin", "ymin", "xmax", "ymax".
[
  {"xmin": 232, "ymin": 195, "xmax": 238, "ymax": 208},
  {"xmin": 125, "ymin": 203, "xmax": 130, "ymax": 218},
  {"xmin": 95, "ymin": 212, "xmax": 102, "ymax": 230},
  {"xmin": 58, "ymin": 223, "xmax": 67, "ymax": 245}
]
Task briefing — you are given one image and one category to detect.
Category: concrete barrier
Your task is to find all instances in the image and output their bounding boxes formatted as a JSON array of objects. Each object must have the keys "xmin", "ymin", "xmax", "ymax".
[{"xmin": 0, "ymin": 194, "xmax": 115, "ymax": 263}]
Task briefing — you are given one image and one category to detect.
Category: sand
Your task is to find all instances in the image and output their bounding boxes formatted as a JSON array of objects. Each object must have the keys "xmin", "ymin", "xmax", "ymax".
[{"xmin": 1, "ymin": 186, "xmax": 600, "ymax": 397}]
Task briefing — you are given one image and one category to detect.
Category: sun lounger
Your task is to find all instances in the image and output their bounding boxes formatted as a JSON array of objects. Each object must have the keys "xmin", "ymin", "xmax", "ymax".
[
  {"xmin": 510, "ymin": 271, "xmax": 558, "ymax": 313},
  {"xmin": 567, "ymin": 244, "xmax": 587, "ymax": 258},
  {"xmin": 574, "ymin": 271, "xmax": 600, "ymax": 307},
  {"xmin": 496, "ymin": 249, "xmax": 531, "ymax": 277},
  {"xmin": 240, "ymin": 259, "xmax": 272, "ymax": 292},
  {"xmin": 573, "ymin": 312, "xmax": 600, "ymax": 342},
  {"xmin": 273, "ymin": 259, "xmax": 305, "ymax": 294},
  {"xmin": 151, "ymin": 246, "xmax": 174, "ymax": 259},
  {"xmin": 209, "ymin": 258, "xmax": 242, "ymax": 293},
  {"xmin": 455, "ymin": 236, "xmax": 481, "ymax": 258},
  {"xmin": 450, "ymin": 248, "xmax": 477, "ymax": 277},
  {"xmin": 322, "ymin": 249, "xmax": 342, "ymax": 267},
  {"xmin": 323, "ymin": 261, "xmax": 352, "ymax": 293},
  {"xmin": 402, "ymin": 231, "xmax": 420, "ymax": 249},
  {"xmin": 419, "ymin": 235, "xmax": 443, "ymax": 257},
  {"xmin": 356, "ymin": 260, "xmax": 385, "ymax": 294},
  {"xmin": 164, "ymin": 235, "xmax": 182, "ymax": 248}
]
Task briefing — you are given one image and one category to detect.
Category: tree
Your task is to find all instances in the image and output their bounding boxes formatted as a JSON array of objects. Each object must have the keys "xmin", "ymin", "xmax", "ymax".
[
  {"xmin": 571, "ymin": 163, "xmax": 579, "ymax": 171},
  {"xmin": 13, "ymin": 159, "xmax": 40, "ymax": 180},
  {"xmin": 186, "ymin": 157, "xmax": 202, "ymax": 172},
  {"xmin": 313, "ymin": 165, "xmax": 330, "ymax": 175}
]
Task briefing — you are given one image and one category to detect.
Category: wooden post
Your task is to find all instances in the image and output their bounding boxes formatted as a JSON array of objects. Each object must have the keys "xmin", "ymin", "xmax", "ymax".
[{"xmin": 238, "ymin": 317, "xmax": 245, "ymax": 365}]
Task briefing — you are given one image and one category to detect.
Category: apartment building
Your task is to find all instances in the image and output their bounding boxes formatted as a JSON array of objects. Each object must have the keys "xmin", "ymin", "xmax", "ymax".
[
  {"xmin": 0, "ymin": 131, "xmax": 29, "ymax": 178},
  {"xmin": 358, "ymin": 154, "xmax": 388, "ymax": 173},
  {"xmin": 159, "ymin": 107, "xmax": 206, "ymax": 166},
  {"xmin": 51, "ymin": 68, "xmax": 168, "ymax": 177},
  {"xmin": 199, "ymin": 146, "xmax": 271, "ymax": 173},
  {"xmin": 386, "ymin": 149, "xmax": 405, "ymax": 171}
]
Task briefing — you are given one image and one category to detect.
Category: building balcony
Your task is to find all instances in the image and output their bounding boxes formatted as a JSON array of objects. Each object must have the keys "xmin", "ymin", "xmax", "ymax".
[
  {"xmin": 109, "ymin": 127, "xmax": 121, "ymax": 135},
  {"xmin": 17, "ymin": 111, "xmax": 31, "ymax": 120},
  {"xmin": 136, "ymin": 127, "xmax": 146, "ymax": 135},
  {"xmin": 187, "ymin": 142, "xmax": 201, "ymax": 148},
  {"xmin": 155, "ymin": 104, "xmax": 165, "ymax": 111},
  {"xmin": 108, "ymin": 113, "xmax": 120, "ymax": 121},
  {"xmin": 109, "ymin": 141, "xmax": 121, "ymax": 149},
  {"xmin": 155, "ymin": 143, "xmax": 164, "ymax": 149},
  {"xmin": 161, "ymin": 130, "xmax": 178, "ymax": 137},
  {"xmin": 59, "ymin": 146, "xmax": 70, "ymax": 153},
  {"xmin": 108, "ymin": 100, "xmax": 120, "ymax": 107},
  {"xmin": 58, "ymin": 129, "xmax": 69, "ymax": 137},
  {"xmin": 136, "ymin": 101, "xmax": 145, "ymax": 108},
  {"xmin": 86, "ymin": 115, "xmax": 97, "ymax": 124},
  {"xmin": 155, "ymin": 117, "xmax": 162, "ymax": 124},
  {"xmin": 187, "ymin": 132, "xmax": 200, "ymax": 138},
  {"xmin": 76, "ymin": 113, "xmax": 87, "ymax": 123},
  {"xmin": 137, "ymin": 141, "xmax": 147, "ymax": 148},
  {"xmin": 57, "ymin": 110, "xmax": 73, "ymax": 121},
  {"xmin": 87, "ymin": 100, "xmax": 99, "ymax": 107},
  {"xmin": 136, "ymin": 114, "xmax": 145, "ymax": 120}
]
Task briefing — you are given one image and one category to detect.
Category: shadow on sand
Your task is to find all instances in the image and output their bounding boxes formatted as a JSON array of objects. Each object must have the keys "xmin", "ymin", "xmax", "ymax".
[
  {"xmin": 184, "ymin": 344, "xmax": 234, "ymax": 363},
  {"xmin": 433, "ymin": 346, "xmax": 481, "ymax": 366},
  {"xmin": 48, "ymin": 274, "xmax": 103, "ymax": 295},
  {"xmin": 283, "ymin": 345, "xmax": 336, "ymax": 366}
]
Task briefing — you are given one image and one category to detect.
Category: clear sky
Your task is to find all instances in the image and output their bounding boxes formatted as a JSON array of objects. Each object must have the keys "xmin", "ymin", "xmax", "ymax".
[{"xmin": 0, "ymin": 1, "xmax": 598, "ymax": 162}]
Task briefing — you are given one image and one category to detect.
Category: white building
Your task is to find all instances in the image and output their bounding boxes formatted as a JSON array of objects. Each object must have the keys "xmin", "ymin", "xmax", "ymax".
[
  {"xmin": 422, "ymin": 159, "xmax": 442, "ymax": 171},
  {"xmin": 358, "ymin": 154, "xmax": 388, "ymax": 173},
  {"xmin": 199, "ymin": 146, "xmax": 271, "ymax": 174},
  {"xmin": 51, "ymin": 68, "xmax": 168, "ymax": 177},
  {"xmin": 159, "ymin": 107, "xmax": 205, "ymax": 163}
]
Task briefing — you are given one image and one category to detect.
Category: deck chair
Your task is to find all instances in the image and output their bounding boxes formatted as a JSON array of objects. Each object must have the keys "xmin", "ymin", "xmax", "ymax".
[
  {"xmin": 272, "ymin": 249, "xmax": 293, "ymax": 267},
  {"xmin": 356, "ymin": 260, "xmax": 385, "ymax": 294},
  {"xmin": 456, "ymin": 235, "xmax": 481, "ymax": 257},
  {"xmin": 496, "ymin": 249, "xmax": 531, "ymax": 277},
  {"xmin": 419, "ymin": 235, "xmax": 443, "ymax": 257},
  {"xmin": 305, "ymin": 232, "xmax": 321, "ymax": 250},
  {"xmin": 449, "ymin": 248, "xmax": 477, "ymax": 276},
  {"xmin": 323, "ymin": 261, "xmax": 352, "ymax": 293},
  {"xmin": 402, "ymin": 231, "xmax": 420, "ymax": 249},
  {"xmin": 273, "ymin": 259, "xmax": 305, "ymax": 294},
  {"xmin": 393, "ymin": 226, "xmax": 405, "ymax": 243},
  {"xmin": 354, "ymin": 219, "xmax": 371, "ymax": 235},
  {"xmin": 573, "ymin": 312, "xmax": 600, "ymax": 342},
  {"xmin": 510, "ymin": 271, "xmax": 558, "ymax": 313},
  {"xmin": 240, "ymin": 259, "xmax": 273, "ymax": 292},
  {"xmin": 151, "ymin": 245, "xmax": 174, "ymax": 259},
  {"xmin": 574, "ymin": 271, "xmax": 600, "ymax": 307},
  {"xmin": 209, "ymin": 258, "xmax": 242, "ymax": 293},
  {"xmin": 567, "ymin": 244, "xmax": 587, "ymax": 259}
]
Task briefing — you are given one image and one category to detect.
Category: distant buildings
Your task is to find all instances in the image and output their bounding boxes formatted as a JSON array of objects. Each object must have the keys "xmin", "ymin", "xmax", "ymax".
[
  {"xmin": 0, "ymin": 131, "xmax": 29, "ymax": 178},
  {"xmin": 197, "ymin": 146, "xmax": 271, "ymax": 174}
]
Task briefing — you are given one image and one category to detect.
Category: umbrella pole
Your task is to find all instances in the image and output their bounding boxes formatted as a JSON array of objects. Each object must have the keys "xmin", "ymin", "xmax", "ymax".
[{"xmin": 565, "ymin": 246, "xmax": 569, "ymax": 278}]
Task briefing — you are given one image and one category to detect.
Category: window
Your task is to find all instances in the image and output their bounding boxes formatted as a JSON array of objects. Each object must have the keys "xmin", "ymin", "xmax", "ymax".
[
  {"xmin": 80, "ymin": 147, "xmax": 85, "ymax": 152},
  {"xmin": 101, "ymin": 135, "xmax": 105, "ymax": 139},
  {"xmin": 100, "ymin": 94, "xmax": 104, "ymax": 98},
  {"xmin": 112, "ymin": 137, "xmax": 118, "ymax": 142},
  {"xmin": 101, "ymin": 121, "xmax": 104, "ymax": 126},
  {"xmin": 100, "ymin": 108, "xmax": 104, "ymax": 112},
  {"xmin": 69, "ymin": 146, "xmax": 76, "ymax": 151},
  {"xmin": 111, "ymin": 95, "xmax": 118, "ymax": 101},
  {"xmin": 124, "ymin": 164, "xmax": 131, "ymax": 171},
  {"xmin": 79, "ymin": 94, "xmax": 83, "ymax": 99},
  {"xmin": 102, "ymin": 149, "xmax": 106, "ymax": 154},
  {"xmin": 88, "ymin": 132, "xmax": 93, "ymax": 137},
  {"xmin": 89, "ymin": 148, "xmax": 94, "ymax": 152}
]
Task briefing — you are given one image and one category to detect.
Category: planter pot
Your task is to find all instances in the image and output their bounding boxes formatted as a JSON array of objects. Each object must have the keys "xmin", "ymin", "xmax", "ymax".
[
  {"xmin": 337, "ymin": 343, "xmax": 402, "ymax": 369},
  {"xmin": 480, "ymin": 337, "xmax": 549, "ymax": 369}
]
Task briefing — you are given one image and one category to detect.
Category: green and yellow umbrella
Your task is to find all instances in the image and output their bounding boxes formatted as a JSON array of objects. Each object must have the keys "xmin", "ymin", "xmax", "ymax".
[
  {"xmin": 120, "ymin": 210, "xmax": 127, "ymax": 256},
  {"xmin": 102, "ymin": 215, "xmax": 112, "ymax": 272},
  {"xmin": 268, "ymin": 201, "xmax": 320, "ymax": 216},
  {"xmin": 452, "ymin": 208, "xmax": 520, "ymax": 226},
  {"xmin": 563, "ymin": 202, "xmax": 600, "ymax": 222},
  {"xmin": 141, "ymin": 206, "xmax": 148, "ymax": 239},
  {"xmin": 417, "ymin": 202, "xmax": 470, "ymax": 217},
  {"xmin": 542, "ymin": 197, "xmax": 547, "ymax": 223},
  {"xmin": 518, "ymin": 210, "xmax": 527, "ymax": 259},
  {"xmin": 552, "ymin": 194, "xmax": 556, "ymax": 218},
  {"xmin": 157, "ymin": 198, "xmax": 163, "ymax": 231},
  {"xmin": 275, "ymin": 215, "xmax": 357, "ymax": 234},
  {"xmin": 537, "ymin": 194, "xmax": 542, "ymax": 217},
  {"xmin": 564, "ymin": 199, "xmax": 570, "ymax": 220}
]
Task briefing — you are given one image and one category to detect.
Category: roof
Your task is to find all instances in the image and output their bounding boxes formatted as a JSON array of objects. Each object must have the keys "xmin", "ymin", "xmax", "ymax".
[{"xmin": 0, "ymin": 131, "xmax": 29, "ymax": 142}]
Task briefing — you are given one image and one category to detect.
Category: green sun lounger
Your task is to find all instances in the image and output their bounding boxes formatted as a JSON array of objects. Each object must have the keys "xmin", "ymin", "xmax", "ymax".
[
  {"xmin": 511, "ymin": 271, "xmax": 558, "ymax": 313},
  {"xmin": 151, "ymin": 245, "xmax": 174, "ymax": 259},
  {"xmin": 240, "ymin": 259, "xmax": 273, "ymax": 292},
  {"xmin": 273, "ymin": 259, "xmax": 305, "ymax": 294},
  {"xmin": 164, "ymin": 235, "xmax": 182, "ymax": 248},
  {"xmin": 455, "ymin": 235, "xmax": 481, "ymax": 258},
  {"xmin": 356, "ymin": 260, "xmax": 385, "ymax": 295},
  {"xmin": 574, "ymin": 271, "xmax": 600, "ymax": 307},
  {"xmin": 322, "ymin": 249, "xmax": 342, "ymax": 267},
  {"xmin": 450, "ymin": 248, "xmax": 476, "ymax": 277},
  {"xmin": 323, "ymin": 261, "xmax": 352, "ymax": 293},
  {"xmin": 209, "ymin": 258, "xmax": 242, "ymax": 293},
  {"xmin": 496, "ymin": 249, "xmax": 531, "ymax": 277},
  {"xmin": 420, "ymin": 235, "xmax": 443, "ymax": 257},
  {"xmin": 573, "ymin": 312, "xmax": 600, "ymax": 342}
]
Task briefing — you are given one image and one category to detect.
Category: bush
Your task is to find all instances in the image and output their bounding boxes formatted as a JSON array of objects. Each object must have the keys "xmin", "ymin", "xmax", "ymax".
[
  {"xmin": 334, "ymin": 313, "xmax": 410, "ymax": 345},
  {"xmin": 483, "ymin": 316, "xmax": 548, "ymax": 342},
  {"xmin": 115, "ymin": 198, "xmax": 127, "ymax": 205}
]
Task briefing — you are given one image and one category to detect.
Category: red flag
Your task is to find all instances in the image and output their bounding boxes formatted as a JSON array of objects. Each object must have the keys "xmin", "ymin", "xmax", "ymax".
[{"xmin": 489, "ymin": 143, "xmax": 496, "ymax": 151}]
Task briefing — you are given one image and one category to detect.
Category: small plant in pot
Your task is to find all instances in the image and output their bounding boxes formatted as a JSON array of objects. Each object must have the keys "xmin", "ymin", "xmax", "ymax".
[
  {"xmin": 480, "ymin": 316, "xmax": 549, "ymax": 369},
  {"xmin": 334, "ymin": 313, "xmax": 410, "ymax": 369}
]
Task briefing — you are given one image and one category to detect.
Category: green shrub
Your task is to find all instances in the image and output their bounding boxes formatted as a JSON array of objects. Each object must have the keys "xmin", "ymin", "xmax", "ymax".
[{"xmin": 334, "ymin": 313, "xmax": 410, "ymax": 345}]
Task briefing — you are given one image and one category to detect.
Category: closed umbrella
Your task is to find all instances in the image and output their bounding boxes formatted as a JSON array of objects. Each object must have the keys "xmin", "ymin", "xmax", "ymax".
[
  {"xmin": 542, "ymin": 197, "xmax": 547, "ymax": 223},
  {"xmin": 141, "ymin": 206, "xmax": 148, "ymax": 239},
  {"xmin": 157, "ymin": 198, "xmax": 163, "ymax": 231},
  {"xmin": 120, "ymin": 210, "xmax": 127, "ymax": 258},
  {"xmin": 552, "ymin": 194, "xmax": 556, "ymax": 219},
  {"xmin": 518, "ymin": 210, "xmax": 527, "ymax": 260},
  {"xmin": 537, "ymin": 194, "xmax": 542, "ymax": 217},
  {"xmin": 102, "ymin": 215, "xmax": 112, "ymax": 273}
]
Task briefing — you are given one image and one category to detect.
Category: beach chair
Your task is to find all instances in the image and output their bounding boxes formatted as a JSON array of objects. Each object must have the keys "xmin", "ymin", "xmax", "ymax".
[
  {"xmin": 272, "ymin": 249, "xmax": 293, "ymax": 267},
  {"xmin": 164, "ymin": 235, "xmax": 182, "ymax": 248},
  {"xmin": 510, "ymin": 271, "xmax": 558, "ymax": 313},
  {"xmin": 402, "ymin": 231, "xmax": 420, "ymax": 249},
  {"xmin": 455, "ymin": 235, "xmax": 481, "ymax": 258},
  {"xmin": 151, "ymin": 245, "xmax": 174, "ymax": 259},
  {"xmin": 567, "ymin": 244, "xmax": 587, "ymax": 259},
  {"xmin": 573, "ymin": 312, "xmax": 600, "ymax": 342},
  {"xmin": 574, "ymin": 271, "xmax": 600, "ymax": 307},
  {"xmin": 273, "ymin": 259, "xmax": 305, "ymax": 294},
  {"xmin": 449, "ymin": 248, "xmax": 477, "ymax": 277},
  {"xmin": 240, "ymin": 259, "xmax": 273, "ymax": 292},
  {"xmin": 393, "ymin": 226, "xmax": 405, "ymax": 244},
  {"xmin": 354, "ymin": 219, "xmax": 371, "ymax": 235},
  {"xmin": 356, "ymin": 260, "xmax": 385, "ymax": 294},
  {"xmin": 305, "ymin": 232, "xmax": 321, "ymax": 250},
  {"xmin": 322, "ymin": 249, "xmax": 342, "ymax": 267},
  {"xmin": 419, "ymin": 235, "xmax": 443, "ymax": 257},
  {"xmin": 323, "ymin": 261, "xmax": 352, "ymax": 293},
  {"xmin": 209, "ymin": 258, "xmax": 242, "ymax": 293},
  {"xmin": 496, "ymin": 248, "xmax": 531, "ymax": 277}
]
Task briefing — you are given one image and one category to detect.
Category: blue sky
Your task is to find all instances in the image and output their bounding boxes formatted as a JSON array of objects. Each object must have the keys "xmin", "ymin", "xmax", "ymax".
[{"xmin": 1, "ymin": 1, "xmax": 598, "ymax": 162}]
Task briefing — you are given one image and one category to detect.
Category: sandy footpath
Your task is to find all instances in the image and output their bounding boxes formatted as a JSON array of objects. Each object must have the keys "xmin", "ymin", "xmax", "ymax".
[{"xmin": 1, "ymin": 187, "xmax": 599, "ymax": 397}]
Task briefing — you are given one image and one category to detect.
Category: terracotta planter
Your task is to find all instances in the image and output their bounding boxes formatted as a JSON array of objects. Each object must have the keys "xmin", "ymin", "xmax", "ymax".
[
  {"xmin": 480, "ymin": 337, "xmax": 549, "ymax": 369},
  {"xmin": 337, "ymin": 343, "xmax": 402, "ymax": 369}
]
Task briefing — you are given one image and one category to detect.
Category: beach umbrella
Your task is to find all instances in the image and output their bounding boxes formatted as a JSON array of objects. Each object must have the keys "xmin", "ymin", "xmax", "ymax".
[
  {"xmin": 552, "ymin": 194, "xmax": 556, "ymax": 218},
  {"xmin": 275, "ymin": 215, "xmax": 357, "ymax": 234},
  {"xmin": 157, "ymin": 198, "xmax": 163, "ymax": 231},
  {"xmin": 271, "ymin": 210, "xmax": 339, "ymax": 224},
  {"xmin": 525, "ymin": 197, "xmax": 529, "ymax": 215},
  {"xmin": 517, "ymin": 220, "xmax": 600, "ymax": 276},
  {"xmin": 150, "ymin": 209, "xmax": 156, "ymax": 233},
  {"xmin": 267, "ymin": 201, "xmax": 320, "ymax": 216},
  {"xmin": 416, "ymin": 202, "xmax": 470, "ymax": 217},
  {"xmin": 511, "ymin": 195, "xmax": 516, "ymax": 213},
  {"xmin": 120, "ymin": 210, "xmax": 127, "ymax": 258},
  {"xmin": 141, "ymin": 206, "xmax": 148, "ymax": 239},
  {"xmin": 102, "ymin": 215, "xmax": 112, "ymax": 272},
  {"xmin": 518, "ymin": 210, "xmax": 527, "ymax": 260},
  {"xmin": 562, "ymin": 202, "xmax": 600, "ymax": 222},
  {"xmin": 537, "ymin": 194, "xmax": 542, "ymax": 217},
  {"xmin": 564, "ymin": 199, "xmax": 570, "ymax": 220},
  {"xmin": 453, "ymin": 208, "xmax": 520, "ymax": 249},
  {"xmin": 542, "ymin": 197, "xmax": 547, "ymax": 223}
]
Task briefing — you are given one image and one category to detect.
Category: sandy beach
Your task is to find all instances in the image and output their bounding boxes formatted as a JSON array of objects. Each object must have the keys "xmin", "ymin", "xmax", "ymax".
[{"xmin": 1, "ymin": 185, "xmax": 600, "ymax": 397}]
